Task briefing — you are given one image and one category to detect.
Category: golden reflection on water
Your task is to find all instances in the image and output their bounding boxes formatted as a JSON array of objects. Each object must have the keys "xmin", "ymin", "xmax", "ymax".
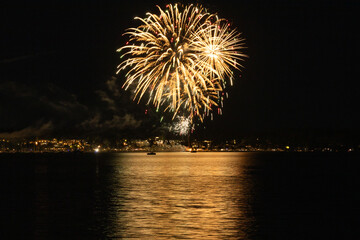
[{"xmin": 109, "ymin": 152, "xmax": 256, "ymax": 239}]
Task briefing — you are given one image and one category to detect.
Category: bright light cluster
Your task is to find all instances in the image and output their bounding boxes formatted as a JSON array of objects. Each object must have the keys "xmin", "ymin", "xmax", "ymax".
[
  {"xmin": 117, "ymin": 3, "xmax": 246, "ymax": 122},
  {"xmin": 170, "ymin": 116, "xmax": 192, "ymax": 136}
]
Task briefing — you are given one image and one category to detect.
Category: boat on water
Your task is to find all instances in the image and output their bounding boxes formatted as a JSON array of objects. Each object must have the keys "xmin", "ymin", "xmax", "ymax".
[{"xmin": 147, "ymin": 152, "xmax": 156, "ymax": 155}]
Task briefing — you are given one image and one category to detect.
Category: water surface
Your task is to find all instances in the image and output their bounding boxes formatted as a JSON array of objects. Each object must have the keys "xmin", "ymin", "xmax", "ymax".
[{"xmin": 0, "ymin": 152, "xmax": 353, "ymax": 239}]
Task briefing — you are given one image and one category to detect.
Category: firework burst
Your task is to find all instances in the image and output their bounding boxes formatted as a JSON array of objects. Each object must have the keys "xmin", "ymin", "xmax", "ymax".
[
  {"xmin": 170, "ymin": 116, "xmax": 192, "ymax": 136},
  {"xmin": 117, "ymin": 3, "xmax": 246, "ymax": 122}
]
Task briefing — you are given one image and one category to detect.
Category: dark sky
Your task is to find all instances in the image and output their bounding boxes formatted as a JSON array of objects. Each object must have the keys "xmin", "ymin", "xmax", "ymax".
[{"xmin": 0, "ymin": 0, "xmax": 359, "ymax": 142}]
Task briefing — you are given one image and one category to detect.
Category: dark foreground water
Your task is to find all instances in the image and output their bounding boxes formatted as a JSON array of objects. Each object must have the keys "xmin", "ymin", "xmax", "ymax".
[{"xmin": 0, "ymin": 152, "xmax": 356, "ymax": 239}]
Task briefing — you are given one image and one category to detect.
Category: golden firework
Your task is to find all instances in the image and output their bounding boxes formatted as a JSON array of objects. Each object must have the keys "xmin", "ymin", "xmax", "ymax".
[{"xmin": 117, "ymin": 3, "xmax": 246, "ymax": 122}]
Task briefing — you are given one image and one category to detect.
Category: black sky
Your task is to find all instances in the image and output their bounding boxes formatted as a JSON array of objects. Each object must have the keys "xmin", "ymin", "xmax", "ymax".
[{"xmin": 0, "ymin": 0, "xmax": 359, "ymax": 142}]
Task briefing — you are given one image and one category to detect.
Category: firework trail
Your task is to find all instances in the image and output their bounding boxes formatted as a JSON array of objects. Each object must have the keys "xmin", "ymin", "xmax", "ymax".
[{"xmin": 117, "ymin": 3, "xmax": 246, "ymax": 123}]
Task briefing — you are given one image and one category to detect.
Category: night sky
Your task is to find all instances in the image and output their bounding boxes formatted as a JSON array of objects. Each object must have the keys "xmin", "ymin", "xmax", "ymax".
[{"xmin": 1, "ymin": 0, "xmax": 359, "ymax": 143}]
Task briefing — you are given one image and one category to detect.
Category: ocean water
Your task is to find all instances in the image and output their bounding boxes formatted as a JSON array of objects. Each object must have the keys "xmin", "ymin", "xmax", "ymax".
[{"xmin": 0, "ymin": 152, "xmax": 355, "ymax": 239}]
